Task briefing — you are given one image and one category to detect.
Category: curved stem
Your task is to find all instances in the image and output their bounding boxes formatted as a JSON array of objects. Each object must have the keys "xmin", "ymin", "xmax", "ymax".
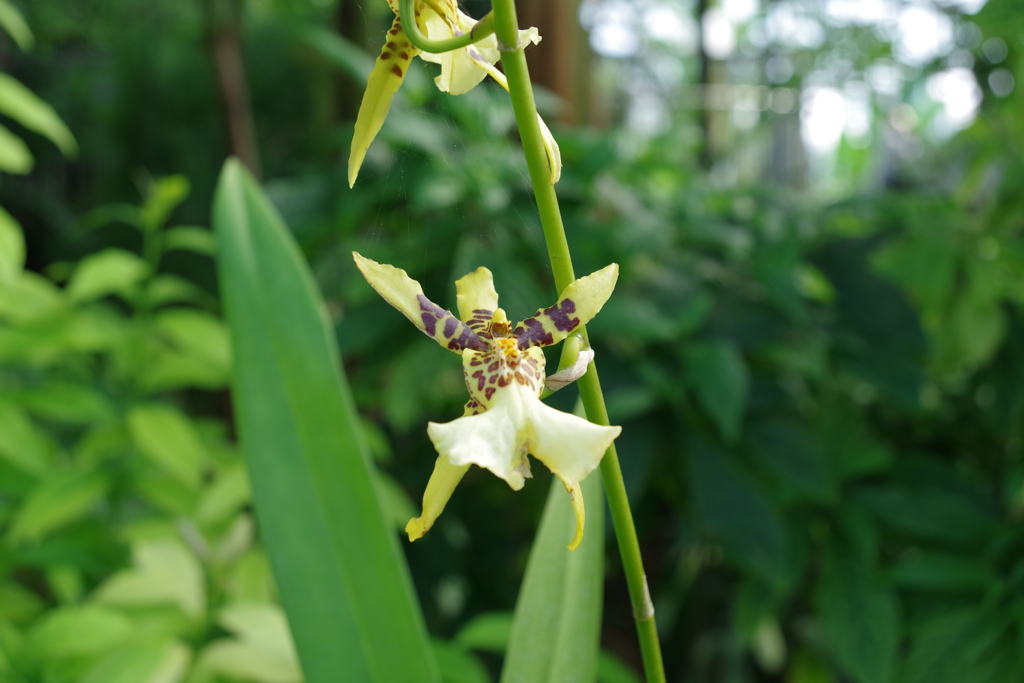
[
  {"xmin": 490, "ymin": 2, "xmax": 666, "ymax": 682},
  {"xmin": 398, "ymin": 0, "xmax": 494, "ymax": 54}
]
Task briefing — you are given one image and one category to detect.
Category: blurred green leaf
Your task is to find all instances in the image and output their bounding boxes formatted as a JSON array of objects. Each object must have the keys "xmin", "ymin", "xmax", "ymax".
[
  {"xmin": 298, "ymin": 27, "xmax": 375, "ymax": 84},
  {"xmin": 787, "ymin": 649, "xmax": 837, "ymax": 683},
  {"xmin": 596, "ymin": 652, "xmax": 642, "ymax": 683},
  {"xmin": 0, "ymin": 72, "xmax": 77, "ymax": 157},
  {"xmin": 456, "ymin": 612, "xmax": 513, "ymax": 654},
  {"xmin": 8, "ymin": 470, "xmax": 107, "ymax": 543},
  {"xmin": 163, "ymin": 225, "xmax": 217, "ymax": 256},
  {"xmin": 872, "ymin": 232, "xmax": 957, "ymax": 318},
  {"xmin": 80, "ymin": 638, "xmax": 190, "ymax": 683},
  {"xmin": 213, "ymin": 159, "xmax": 438, "ymax": 683},
  {"xmin": 687, "ymin": 437, "xmax": 788, "ymax": 590},
  {"xmin": 0, "ymin": 400, "xmax": 51, "ymax": 476},
  {"xmin": 0, "ymin": 583, "xmax": 44, "ymax": 623},
  {"xmin": 191, "ymin": 603, "xmax": 301, "ymax": 683},
  {"xmin": 66, "ymin": 248, "xmax": 150, "ymax": 303},
  {"xmin": 127, "ymin": 403, "xmax": 207, "ymax": 489},
  {"xmin": 23, "ymin": 605, "xmax": 133, "ymax": 660},
  {"xmin": 93, "ymin": 538, "xmax": 206, "ymax": 618},
  {"xmin": 0, "ymin": 122, "xmax": 32, "ymax": 174},
  {"xmin": 19, "ymin": 382, "xmax": 114, "ymax": 424},
  {"xmin": 902, "ymin": 608, "xmax": 1022, "ymax": 683},
  {"xmin": 140, "ymin": 176, "xmax": 189, "ymax": 232},
  {"xmin": 135, "ymin": 308, "xmax": 231, "ymax": 392},
  {"xmin": 374, "ymin": 469, "xmax": 417, "ymax": 532},
  {"xmin": 816, "ymin": 553, "xmax": 899, "ymax": 683},
  {"xmin": 146, "ymin": 274, "xmax": 210, "ymax": 307},
  {"xmin": 0, "ymin": 0, "xmax": 33, "ymax": 51},
  {"xmin": 745, "ymin": 418, "xmax": 835, "ymax": 503},
  {"xmin": 0, "ymin": 270, "xmax": 64, "ymax": 323},
  {"xmin": 685, "ymin": 340, "xmax": 748, "ymax": 443},
  {"xmin": 194, "ymin": 460, "xmax": 251, "ymax": 526},
  {"xmin": 501, "ymin": 473, "xmax": 603, "ymax": 683},
  {"xmin": 856, "ymin": 484, "xmax": 998, "ymax": 547},
  {"xmin": 0, "ymin": 205, "xmax": 24, "ymax": 284},
  {"xmin": 432, "ymin": 640, "xmax": 491, "ymax": 683},
  {"xmin": 152, "ymin": 309, "xmax": 230, "ymax": 371},
  {"xmin": 890, "ymin": 552, "xmax": 997, "ymax": 592}
]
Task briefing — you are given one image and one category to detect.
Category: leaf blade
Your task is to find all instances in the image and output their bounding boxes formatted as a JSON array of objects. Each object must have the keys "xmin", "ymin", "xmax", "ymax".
[
  {"xmin": 212, "ymin": 158, "xmax": 438, "ymax": 683},
  {"xmin": 501, "ymin": 471, "xmax": 604, "ymax": 683}
]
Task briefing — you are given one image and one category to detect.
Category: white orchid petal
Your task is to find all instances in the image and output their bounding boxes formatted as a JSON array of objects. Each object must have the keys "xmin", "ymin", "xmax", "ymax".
[
  {"xmin": 427, "ymin": 391, "xmax": 528, "ymax": 490},
  {"xmin": 525, "ymin": 397, "xmax": 619, "ymax": 487}
]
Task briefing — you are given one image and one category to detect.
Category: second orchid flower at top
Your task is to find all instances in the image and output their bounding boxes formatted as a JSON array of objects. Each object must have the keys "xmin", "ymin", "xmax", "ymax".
[{"xmin": 347, "ymin": 0, "xmax": 560, "ymax": 188}]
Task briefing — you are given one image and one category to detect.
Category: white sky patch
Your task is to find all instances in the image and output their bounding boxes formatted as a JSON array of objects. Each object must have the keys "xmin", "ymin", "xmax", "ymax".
[
  {"xmin": 926, "ymin": 67, "xmax": 981, "ymax": 135},
  {"xmin": 703, "ymin": 7, "xmax": 736, "ymax": 59},
  {"xmin": 844, "ymin": 81, "xmax": 873, "ymax": 146},
  {"xmin": 802, "ymin": 87, "xmax": 846, "ymax": 152},
  {"xmin": 584, "ymin": 1, "xmax": 641, "ymax": 57},
  {"xmin": 868, "ymin": 60, "xmax": 904, "ymax": 96},
  {"xmin": 628, "ymin": 91, "xmax": 670, "ymax": 135},
  {"xmin": 824, "ymin": 0, "xmax": 896, "ymax": 26},
  {"xmin": 723, "ymin": 0, "xmax": 759, "ymax": 23},
  {"xmin": 643, "ymin": 4, "xmax": 699, "ymax": 52},
  {"xmin": 989, "ymin": 68, "xmax": 1015, "ymax": 98},
  {"xmin": 938, "ymin": 0, "xmax": 989, "ymax": 14},
  {"xmin": 765, "ymin": 55, "xmax": 794, "ymax": 83},
  {"xmin": 766, "ymin": 2, "xmax": 825, "ymax": 49},
  {"xmin": 894, "ymin": 5, "xmax": 954, "ymax": 66},
  {"xmin": 982, "ymin": 37, "xmax": 1008, "ymax": 64}
]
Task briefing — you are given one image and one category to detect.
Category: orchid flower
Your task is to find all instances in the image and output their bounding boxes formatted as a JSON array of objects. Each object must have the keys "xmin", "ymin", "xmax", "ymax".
[
  {"xmin": 353, "ymin": 252, "xmax": 620, "ymax": 550},
  {"xmin": 347, "ymin": 0, "xmax": 561, "ymax": 188}
]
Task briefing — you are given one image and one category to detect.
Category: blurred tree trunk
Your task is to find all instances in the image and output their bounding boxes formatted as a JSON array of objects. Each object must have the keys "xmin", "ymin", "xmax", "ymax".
[
  {"xmin": 517, "ymin": 0, "xmax": 591, "ymax": 126},
  {"xmin": 204, "ymin": 0, "xmax": 261, "ymax": 179}
]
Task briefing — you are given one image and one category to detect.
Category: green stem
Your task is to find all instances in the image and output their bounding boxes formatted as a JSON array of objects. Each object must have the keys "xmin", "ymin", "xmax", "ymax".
[
  {"xmin": 490, "ymin": 3, "xmax": 666, "ymax": 682},
  {"xmin": 398, "ymin": 0, "xmax": 494, "ymax": 54}
]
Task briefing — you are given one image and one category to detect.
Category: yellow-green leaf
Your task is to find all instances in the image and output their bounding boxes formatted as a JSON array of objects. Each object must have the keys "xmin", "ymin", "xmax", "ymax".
[
  {"xmin": 66, "ymin": 248, "xmax": 150, "ymax": 302},
  {"xmin": 8, "ymin": 470, "xmax": 107, "ymax": 543},
  {"xmin": 0, "ymin": 122, "xmax": 31, "ymax": 173},
  {"xmin": 127, "ymin": 403, "xmax": 207, "ymax": 489},
  {"xmin": 0, "ymin": 0, "xmax": 33, "ymax": 51},
  {"xmin": 0, "ymin": 73, "xmax": 77, "ymax": 157}
]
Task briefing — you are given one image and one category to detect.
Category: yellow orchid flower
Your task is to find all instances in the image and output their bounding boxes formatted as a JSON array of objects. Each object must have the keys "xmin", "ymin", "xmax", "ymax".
[
  {"xmin": 353, "ymin": 252, "xmax": 620, "ymax": 550},
  {"xmin": 348, "ymin": 1, "xmax": 560, "ymax": 188}
]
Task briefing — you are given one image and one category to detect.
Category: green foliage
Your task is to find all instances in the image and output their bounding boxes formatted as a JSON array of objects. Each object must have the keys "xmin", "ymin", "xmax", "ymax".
[
  {"xmin": 5, "ymin": 0, "xmax": 1024, "ymax": 681},
  {"xmin": 0, "ymin": 176, "xmax": 283, "ymax": 683}
]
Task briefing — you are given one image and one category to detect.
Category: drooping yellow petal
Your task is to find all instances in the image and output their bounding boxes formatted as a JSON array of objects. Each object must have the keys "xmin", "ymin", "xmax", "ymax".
[
  {"xmin": 348, "ymin": 17, "xmax": 420, "ymax": 187},
  {"xmin": 563, "ymin": 481, "xmax": 585, "ymax": 551},
  {"xmin": 406, "ymin": 455, "xmax": 470, "ymax": 542},
  {"xmin": 455, "ymin": 266, "xmax": 499, "ymax": 322},
  {"xmin": 353, "ymin": 252, "xmax": 486, "ymax": 352},
  {"xmin": 513, "ymin": 263, "xmax": 619, "ymax": 348}
]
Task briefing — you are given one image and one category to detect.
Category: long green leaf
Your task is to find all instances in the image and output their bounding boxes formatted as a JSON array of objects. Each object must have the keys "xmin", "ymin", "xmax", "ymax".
[
  {"xmin": 501, "ymin": 469, "xmax": 604, "ymax": 683},
  {"xmin": 0, "ymin": 73, "xmax": 77, "ymax": 157},
  {"xmin": 0, "ymin": 0, "xmax": 33, "ymax": 51},
  {"xmin": 212, "ymin": 158, "xmax": 438, "ymax": 683}
]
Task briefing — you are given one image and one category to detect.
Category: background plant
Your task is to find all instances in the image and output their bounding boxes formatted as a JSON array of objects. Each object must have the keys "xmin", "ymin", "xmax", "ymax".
[{"xmin": 3, "ymin": 0, "xmax": 1024, "ymax": 681}]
